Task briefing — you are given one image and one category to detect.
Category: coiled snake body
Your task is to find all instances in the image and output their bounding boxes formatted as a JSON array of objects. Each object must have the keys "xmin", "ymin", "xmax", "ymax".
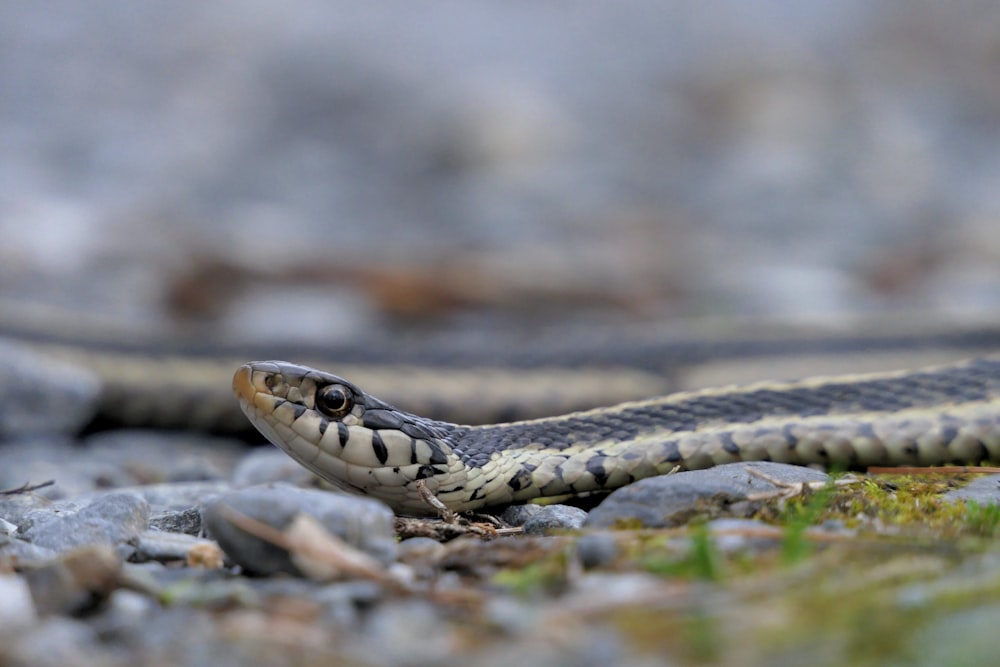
[{"xmin": 234, "ymin": 357, "xmax": 1000, "ymax": 515}]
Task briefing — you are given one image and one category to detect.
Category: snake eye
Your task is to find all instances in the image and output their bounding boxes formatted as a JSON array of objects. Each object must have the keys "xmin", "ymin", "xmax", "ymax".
[{"xmin": 315, "ymin": 383, "xmax": 354, "ymax": 418}]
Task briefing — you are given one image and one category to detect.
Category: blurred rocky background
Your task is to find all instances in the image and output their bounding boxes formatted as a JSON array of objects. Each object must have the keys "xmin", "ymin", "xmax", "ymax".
[{"xmin": 2, "ymin": 1, "xmax": 999, "ymax": 343}]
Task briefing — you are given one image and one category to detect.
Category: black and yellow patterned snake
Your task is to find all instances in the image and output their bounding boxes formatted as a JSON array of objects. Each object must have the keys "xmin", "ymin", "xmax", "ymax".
[{"xmin": 234, "ymin": 356, "xmax": 1000, "ymax": 515}]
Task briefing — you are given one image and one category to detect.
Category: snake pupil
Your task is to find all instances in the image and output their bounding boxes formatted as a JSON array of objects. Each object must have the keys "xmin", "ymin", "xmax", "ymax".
[{"xmin": 316, "ymin": 384, "xmax": 354, "ymax": 418}]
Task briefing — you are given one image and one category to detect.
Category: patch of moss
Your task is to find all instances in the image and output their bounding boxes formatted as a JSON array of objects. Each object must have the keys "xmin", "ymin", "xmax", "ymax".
[{"xmin": 767, "ymin": 473, "xmax": 992, "ymax": 539}]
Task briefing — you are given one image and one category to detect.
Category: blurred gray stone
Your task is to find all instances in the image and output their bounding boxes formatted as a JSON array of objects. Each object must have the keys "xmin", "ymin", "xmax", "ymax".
[
  {"xmin": 203, "ymin": 483, "xmax": 397, "ymax": 577},
  {"xmin": 21, "ymin": 544, "xmax": 122, "ymax": 616},
  {"xmin": 522, "ymin": 505, "xmax": 588, "ymax": 535},
  {"xmin": 133, "ymin": 530, "xmax": 220, "ymax": 565},
  {"xmin": 92, "ymin": 481, "xmax": 231, "ymax": 514},
  {"xmin": 500, "ymin": 504, "xmax": 544, "ymax": 527},
  {"xmin": 0, "ymin": 535, "xmax": 59, "ymax": 567},
  {"xmin": 576, "ymin": 532, "xmax": 619, "ymax": 569},
  {"xmin": 0, "ymin": 573, "xmax": 37, "ymax": 628},
  {"xmin": 21, "ymin": 492, "xmax": 150, "ymax": 553},
  {"xmin": 943, "ymin": 475, "xmax": 1000, "ymax": 505},
  {"xmin": 0, "ymin": 341, "xmax": 102, "ymax": 440},
  {"xmin": 148, "ymin": 507, "xmax": 203, "ymax": 535}
]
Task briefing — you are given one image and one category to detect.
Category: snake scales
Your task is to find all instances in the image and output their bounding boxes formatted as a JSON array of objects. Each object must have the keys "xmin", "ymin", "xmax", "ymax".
[{"xmin": 234, "ymin": 356, "xmax": 1000, "ymax": 515}]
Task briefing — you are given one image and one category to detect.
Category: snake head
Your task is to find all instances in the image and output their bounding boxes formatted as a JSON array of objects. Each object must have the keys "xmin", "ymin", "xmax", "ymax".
[{"xmin": 233, "ymin": 361, "xmax": 461, "ymax": 514}]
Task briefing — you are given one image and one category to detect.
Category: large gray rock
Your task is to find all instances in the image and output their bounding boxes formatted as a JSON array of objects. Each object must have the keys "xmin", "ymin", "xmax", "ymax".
[
  {"xmin": 586, "ymin": 461, "xmax": 831, "ymax": 529},
  {"xmin": 203, "ymin": 483, "xmax": 397, "ymax": 577}
]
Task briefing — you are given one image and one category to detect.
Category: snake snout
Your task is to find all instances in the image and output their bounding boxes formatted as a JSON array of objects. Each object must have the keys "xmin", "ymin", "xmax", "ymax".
[{"xmin": 232, "ymin": 364, "xmax": 256, "ymax": 403}]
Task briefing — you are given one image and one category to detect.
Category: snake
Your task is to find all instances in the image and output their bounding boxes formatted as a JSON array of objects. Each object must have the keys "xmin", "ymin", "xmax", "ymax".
[
  {"xmin": 8, "ymin": 310, "xmax": 1000, "ymax": 435},
  {"xmin": 233, "ymin": 356, "xmax": 1000, "ymax": 515}
]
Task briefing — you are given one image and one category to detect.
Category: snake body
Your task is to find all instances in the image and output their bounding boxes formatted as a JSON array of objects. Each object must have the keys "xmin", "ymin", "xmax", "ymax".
[{"xmin": 234, "ymin": 357, "xmax": 1000, "ymax": 515}]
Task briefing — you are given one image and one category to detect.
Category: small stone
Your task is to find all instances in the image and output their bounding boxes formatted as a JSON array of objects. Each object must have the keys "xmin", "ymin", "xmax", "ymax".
[
  {"xmin": 22, "ymin": 544, "xmax": 122, "ymax": 616},
  {"xmin": 0, "ymin": 492, "xmax": 54, "ymax": 527},
  {"xmin": 522, "ymin": 505, "xmax": 588, "ymax": 534},
  {"xmin": 500, "ymin": 504, "xmax": 544, "ymax": 527},
  {"xmin": 148, "ymin": 507, "xmax": 203, "ymax": 535},
  {"xmin": 0, "ymin": 517, "xmax": 19, "ymax": 535},
  {"xmin": 0, "ymin": 573, "xmax": 37, "ymax": 628},
  {"xmin": 132, "ymin": 530, "xmax": 222, "ymax": 567},
  {"xmin": 202, "ymin": 483, "xmax": 397, "ymax": 577},
  {"xmin": 397, "ymin": 536, "xmax": 446, "ymax": 564},
  {"xmin": 0, "ymin": 535, "xmax": 59, "ymax": 567},
  {"xmin": 100, "ymin": 588, "xmax": 156, "ymax": 631},
  {"xmin": 21, "ymin": 491, "xmax": 150, "ymax": 553},
  {"xmin": 576, "ymin": 532, "xmax": 619, "ymax": 568},
  {"xmin": 313, "ymin": 580, "xmax": 384, "ymax": 625},
  {"xmin": 92, "ymin": 481, "xmax": 231, "ymax": 514}
]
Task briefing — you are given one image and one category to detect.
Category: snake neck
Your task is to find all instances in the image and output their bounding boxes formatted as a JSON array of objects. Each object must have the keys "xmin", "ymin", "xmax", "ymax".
[{"xmin": 431, "ymin": 358, "xmax": 1000, "ymax": 509}]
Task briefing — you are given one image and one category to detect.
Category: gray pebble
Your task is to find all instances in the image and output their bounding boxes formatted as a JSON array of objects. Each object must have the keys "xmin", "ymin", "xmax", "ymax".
[
  {"xmin": 500, "ymin": 503, "xmax": 544, "ymax": 526},
  {"xmin": 0, "ymin": 492, "xmax": 56, "ymax": 528},
  {"xmin": 231, "ymin": 448, "xmax": 320, "ymax": 487},
  {"xmin": 21, "ymin": 492, "xmax": 150, "ymax": 553},
  {"xmin": 313, "ymin": 580, "xmax": 384, "ymax": 625},
  {"xmin": 0, "ymin": 341, "xmax": 102, "ymax": 439},
  {"xmin": 576, "ymin": 532, "xmax": 619, "ymax": 569},
  {"xmin": 522, "ymin": 505, "xmax": 588, "ymax": 534},
  {"xmin": 397, "ymin": 536, "xmax": 446, "ymax": 563},
  {"xmin": 148, "ymin": 507, "xmax": 204, "ymax": 535},
  {"xmin": 202, "ymin": 483, "xmax": 397, "ymax": 577},
  {"xmin": 96, "ymin": 588, "xmax": 157, "ymax": 636},
  {"xmin": 0, "ymin": 535, "xmax": 59, "ymax": 566},
  {"xmin": 132, "ymin": 530, "xmax": 220, "ymax": 564},
  {"xmin": 0, "ymin": 573, "xmax": 37, "ymax": 628},
  {"xmin": 21, "ymin": 544, "xmax": 122, "ymax": 616},
  {"xmin": 586, "ymin": 462, "xmax": 831, "ymax": 528},
  {"xmin": 0, "ymin": 517, "xmax": 17, "ymax": 535},
  {"xmin": 89, "ymin": 481, "xmax": 232, "ymax": 515},
  {"xmin": 943, "ymin": 475, "xmax": 1000, "ymax": 505}
]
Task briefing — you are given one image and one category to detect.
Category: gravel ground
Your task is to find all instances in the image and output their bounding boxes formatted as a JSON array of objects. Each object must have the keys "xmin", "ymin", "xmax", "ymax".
[
  {"xmin": 3, "ymin": 339, "xmax": 1000, "ymax": 666},
  {"xmin": 4, "ymin": 3, "xmax": 1000, "ymax": 665}
]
